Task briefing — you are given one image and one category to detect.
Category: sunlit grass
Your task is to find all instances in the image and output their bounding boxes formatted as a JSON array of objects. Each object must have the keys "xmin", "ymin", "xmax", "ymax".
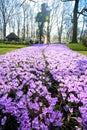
[
  {"xmin": 0, "ymin": 43, "xmax": 87, "ymax": 56},
  {"xmin": 66, "ymin": 43, "xmax": 87, "ymax": 51},
  {"xmin": 0, "ymin": 43, "xmax": 27, "ymax": 55},
  {"xmin": 66, "ymin": 43, "xmax": 87, "ymax": 56},
  {"xmin": 77, "ymin": 51, "xmax": 87, "ymax": 56},
  {"xmin": 0, "ymin": 43, "xmax": 27, "ymax": 48}
]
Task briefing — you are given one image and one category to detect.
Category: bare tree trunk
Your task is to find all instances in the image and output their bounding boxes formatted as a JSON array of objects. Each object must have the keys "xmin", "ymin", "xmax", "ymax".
[
  {"xmin": 39, "ymin": 22, "xmax": 44, "ymax": 43},
  {"xmin": 0, "ymin": 20, "xmax": 3, "ymax": 39},
  {"xmin": 26, "ymin": 23, "xmax": 29, "ymax": 39},
  {"xmin": 72, "ymin": 0, "xmax": 79, "ymax": 43},
  {"xmin": 12, "ymin": 19, "xmax": 15, "ymax": 33},
  {"xmin": 3, "ymin": 21, "xmax": 6, "ymax": 41},
  {"xmin": 80, "ymin": 16, "xmax": 85, "ymax": 41},
  {"xmin": 0, "ymin": 0, "xmax": 17, "ymax": 41},
  {"xmin": 47, "ymin": 20, "xmax": 50, "ymax": 43},
  {"xmin": 26, "ymin": 12, "xmax": 29, "ymax": 39},
  {"xmin": 23, "ymin": 9, "xmax": 26, "ymax": 41},
  {"xmin": 17, "ymin": 19, "xmax": 20, "ymax": 38},
  {"xmin": 57, "ymin": 7, "xmax": 64, "ymax": 43}
]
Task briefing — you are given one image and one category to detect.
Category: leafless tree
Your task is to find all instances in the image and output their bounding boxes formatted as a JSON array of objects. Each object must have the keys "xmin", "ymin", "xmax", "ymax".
[
  {"xmin": 57, "ymin": 5, "xmax": 65, "ymax": 43},
  {"xmin": 47, "ymin": 0, "xmax": 62, "ymax": 42},
  {"xmin": 17, "ymin": 16, "xmax": 21, "ymax": 38},
  {"xmin": 0, "ymin": 0, "xmax": 17, "ymax": 40},
  {"xmin": 61, "ymin": 0, "xmax": 87, "ymax": 43}
]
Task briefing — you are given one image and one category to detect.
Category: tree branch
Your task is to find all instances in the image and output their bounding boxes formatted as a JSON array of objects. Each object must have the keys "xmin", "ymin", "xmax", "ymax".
[
  {"xmin": 78, "ymin": 8, "xmax": 87, "ymax": 18},
  {"xmin": 61, "ymin": 0, "xmax": 74, "ymax": 2},
  {"xmin": 20, "ymin": 0, "xmax": 37, "ymax": 7}
]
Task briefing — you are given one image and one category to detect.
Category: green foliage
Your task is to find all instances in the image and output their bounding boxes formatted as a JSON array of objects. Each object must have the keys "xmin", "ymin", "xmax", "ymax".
[
  {"xmin": 22, "ymin": 84, "xmax": 29, "ymax": 94},
  {"xmin": 3, "ymin": 115, "xmax": 19, "ymax": 130},
  {"xmin": 0, "ymin": 109, "xmax": 19, "ymax": 130},
  {"xmin": 8, "ymin": 89, "xmax": 16, "ymax": 99}
]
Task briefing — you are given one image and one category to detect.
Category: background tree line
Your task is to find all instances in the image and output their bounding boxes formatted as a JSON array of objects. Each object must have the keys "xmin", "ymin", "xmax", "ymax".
[{"xmin": 0, "ymin": 0, "xmax": 87, "ymax": 43}]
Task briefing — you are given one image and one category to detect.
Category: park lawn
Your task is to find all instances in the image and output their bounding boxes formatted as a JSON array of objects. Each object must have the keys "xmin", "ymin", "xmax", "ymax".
[
  {"xmin": 66, "ymin": 43, "xmax": 87, "ymax": 51},
  {"xmin": 0, "ymin": 43, "xmax": 87, "ymax": 56},
  {"xmin": 66, "ymin": 43, "xmax": 87, "ymax": 56},
  {"xmin": 77, "ymin": 51, "xmax": 87, "ymax": 56},
  {"xmin": 0, "ymin": 48, "xmax": 19, "ymax": 55},
  {"xmin": 0, "ymin": 43, "xmax": 27, "ymax": 55}
]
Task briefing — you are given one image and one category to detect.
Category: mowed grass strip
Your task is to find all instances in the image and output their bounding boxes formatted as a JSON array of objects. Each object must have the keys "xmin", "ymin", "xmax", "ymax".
[
  {"xmin": 0, "ymin": 43, "xmax": 27, "ymax": 55},
  {"xmin": 0, "ymin": 43, "xmax": 87, "ymax": 56},
  {"xmin": 77, "ymin": 51, "xmax": 87, "ymax": 56},
  {"xmin": 66, "ymin": 43, "xmax": 87, "ymax": 56}
]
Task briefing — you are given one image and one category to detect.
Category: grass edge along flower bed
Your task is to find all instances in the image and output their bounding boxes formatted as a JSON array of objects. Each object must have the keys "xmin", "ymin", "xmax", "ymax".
[{"xmin": 0, "ymin": 44, "xmax": 87, "ymax": 130}]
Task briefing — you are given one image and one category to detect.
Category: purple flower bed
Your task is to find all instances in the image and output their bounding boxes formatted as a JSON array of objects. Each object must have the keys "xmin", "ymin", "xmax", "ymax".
[{"xmin": 0, "ymin": 44, "xmax": 87, "ymax": 130}]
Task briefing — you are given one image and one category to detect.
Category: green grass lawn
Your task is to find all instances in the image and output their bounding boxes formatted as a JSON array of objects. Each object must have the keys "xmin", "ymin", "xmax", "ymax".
[
  {"xmin": 77, "ymin": 51, "xmax": 87, "ymax": 56},
  {"xmin": 0, "ymin": 43, "xmax": 87, "ymax": 56},
  {"xmin": 66, "ymin": 43, "xmax": 87, "ymax": 56},
  {"xmin": 0, "ymin": 43, "xmax": 27, "ymax": 55}
]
